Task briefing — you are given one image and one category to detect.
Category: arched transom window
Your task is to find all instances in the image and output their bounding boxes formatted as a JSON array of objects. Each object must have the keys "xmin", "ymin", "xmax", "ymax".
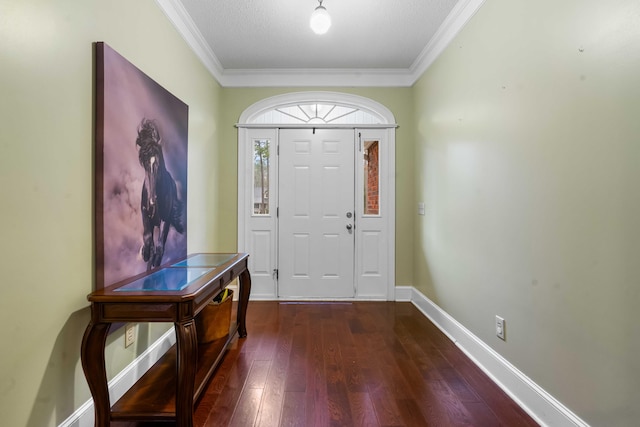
[
  {"xmin": 238, "ymin": 92, "xmax": 396, "ymax": 127},
  {"xmin": 252, "ymin": 103, "xmax": 382, "ymax": 125}
]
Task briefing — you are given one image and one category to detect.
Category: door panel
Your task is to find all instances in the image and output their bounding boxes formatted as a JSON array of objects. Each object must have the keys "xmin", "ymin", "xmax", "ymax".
[
  {"xmin": 239, "ymin": 128, "xmax": 278, "ymax": 299},
  {"xmin": 361, "ymin": 230, "xmax": 382, "ymax": 275},
  {"xmin": 355, "ymin": 128, "xmax": 392, "ymax": 298},
  {"xmin": 249, "ymin": 230, "xmax": 272, "ymax": 275},
  {"xmin": 278, "ymin": 129, "xmax": 355, "ymax": 298}
]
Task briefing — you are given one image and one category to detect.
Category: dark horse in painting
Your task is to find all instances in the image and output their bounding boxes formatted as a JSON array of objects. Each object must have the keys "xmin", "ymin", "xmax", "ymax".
[{"xmin": 136, "ymin": 119, "xmax": 184, "ymax": 270}]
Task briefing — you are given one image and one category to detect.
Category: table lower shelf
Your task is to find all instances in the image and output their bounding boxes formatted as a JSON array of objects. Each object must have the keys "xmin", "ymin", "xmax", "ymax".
[{"xmin": 110, "ymin": 323, "xmax": 239, "ymax": 422}]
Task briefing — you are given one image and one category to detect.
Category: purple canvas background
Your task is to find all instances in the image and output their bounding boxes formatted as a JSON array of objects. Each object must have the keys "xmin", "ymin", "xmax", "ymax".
[{"xmin": 99, "ymin": 43, "xmax": 188, "ymax": 287}]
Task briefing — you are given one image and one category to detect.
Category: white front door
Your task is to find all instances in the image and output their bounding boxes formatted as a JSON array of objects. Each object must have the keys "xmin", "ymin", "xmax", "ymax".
[{"xmin": 278, "ymin": 129, "xmax": 355, "ymax": 298}]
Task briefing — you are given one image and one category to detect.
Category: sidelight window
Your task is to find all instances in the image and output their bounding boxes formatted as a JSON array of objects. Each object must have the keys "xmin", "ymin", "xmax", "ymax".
[
  {"xmin": 363, "ymin": 140, "xmax": 380, "ymax": 215},
  {"xmin": 253, "ymin": 139, "xmax": 270, "ymax": 215}
]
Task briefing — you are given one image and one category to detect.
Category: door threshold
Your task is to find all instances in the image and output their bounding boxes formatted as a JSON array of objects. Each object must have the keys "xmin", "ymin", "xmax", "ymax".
[{"xmin": 278, "ymin": 301, "xmax": 354, "ymax": 305}]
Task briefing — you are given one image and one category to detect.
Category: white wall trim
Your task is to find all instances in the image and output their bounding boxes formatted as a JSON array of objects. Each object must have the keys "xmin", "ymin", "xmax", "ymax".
[
  {"xmin": 394, "ymin": 285, "xmax": 413, "ymax": 302},
  {"xmin": 154, "ymin": 0, "xmax": 224, "ymax": 80},
  {"xmin": 155, "ymin": 0, "xmax": 485, "ymax": 87},
  {"xmin": 58, "ymin": 329, "xmax": 176, "ymax": 427},
  {"xmin": 221, "ymin": 68, "xmax": 415, "ymax": 88},
  {"xmin": 409, "ymin": 0, "xmax": 486, "ymax": 81},
  {"xmin": 397, "ymin": 286, "xmax": 590, "ymax": 427},
  {"xmin": 63, "ymin": 287, "xmax": 589, "ymax": 426}
]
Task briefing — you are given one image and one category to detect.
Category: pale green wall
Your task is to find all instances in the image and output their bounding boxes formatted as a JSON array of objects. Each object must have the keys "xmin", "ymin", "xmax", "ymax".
[
  {"xmin": 219, "ymin": 87, "xmax": 415, "ymax": 286},
  {"xmin": 0, "ymin": 1, "xmax": 222, "ymax": 426},
  {"xmin": 5, "ymin": 0, "xmax": 637, "ymax": 425},
  {"xmin": 413, "ymin": 0, "xmax": 640, "ymax": 425}
]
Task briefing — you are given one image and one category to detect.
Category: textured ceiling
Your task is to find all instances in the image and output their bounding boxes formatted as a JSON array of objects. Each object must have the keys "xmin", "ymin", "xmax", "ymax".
[
  {"xmin": 158, "ymin": 0, "xmax": 485, "ymax": 86},
  {"xmin": 178, "ymin": 0, "xmax": 459, "ymax": 70}
]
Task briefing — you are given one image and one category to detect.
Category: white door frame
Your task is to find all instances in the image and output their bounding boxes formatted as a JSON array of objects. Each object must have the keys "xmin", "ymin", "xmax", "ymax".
[{"xmin": 237, "ymin": 92, "xmax": 396, "ymax": 300}]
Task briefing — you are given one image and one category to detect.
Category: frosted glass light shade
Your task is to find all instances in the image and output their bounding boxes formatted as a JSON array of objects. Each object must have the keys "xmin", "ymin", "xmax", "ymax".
[{"xmin": 310, "ymin": 5, "xmax": 331, "ymax": 34}]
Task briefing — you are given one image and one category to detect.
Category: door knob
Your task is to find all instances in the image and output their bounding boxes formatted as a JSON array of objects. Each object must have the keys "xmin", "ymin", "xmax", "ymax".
[{"xmin": 346, "ymin": 224, "xmax": 353, "ymax": 231}]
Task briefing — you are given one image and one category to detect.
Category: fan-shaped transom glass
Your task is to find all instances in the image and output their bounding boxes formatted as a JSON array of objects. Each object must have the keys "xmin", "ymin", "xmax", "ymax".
[{"xmin": 252, "ymin": 103, "xmax": 382, "ymax": 125}]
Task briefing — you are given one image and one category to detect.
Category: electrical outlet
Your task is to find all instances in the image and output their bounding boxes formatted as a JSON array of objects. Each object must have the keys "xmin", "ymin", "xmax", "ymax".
[
  {"xmin": 495, "ymin": 316, "xmax": 505, "ymax": 340},
  {"xmin": 125, "ymin": 323, "xmax": 135, "ymax": 348}
]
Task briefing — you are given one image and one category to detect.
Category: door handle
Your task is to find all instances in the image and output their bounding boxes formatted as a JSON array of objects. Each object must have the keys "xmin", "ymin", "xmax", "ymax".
[{"xmin": 346, "ymin": 224, "xmax": 353, "ymax": 231}]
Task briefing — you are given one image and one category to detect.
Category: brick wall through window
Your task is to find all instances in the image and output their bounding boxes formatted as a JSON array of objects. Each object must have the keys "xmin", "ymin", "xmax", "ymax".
[{"xmin": 364, "ymin": 141, "xmax": 379, "ymax": 215}]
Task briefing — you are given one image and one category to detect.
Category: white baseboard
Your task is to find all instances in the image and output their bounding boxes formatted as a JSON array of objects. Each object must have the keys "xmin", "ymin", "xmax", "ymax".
[
  {"xmin": 59, "ymin": 328, "xmax": 176, "ymax": 427},
  {"xmin": 398, "ymin": 286, "xmax": 589, "ymax": 427},
  {"xmin": 248, "ymin": 296, "xmax": 395, "ymax": 301},
  {"xmin": 63, "ymin": 290, "xmax": 589, "ymax": 427},
  {"xmin": 394, "ymin": 285, "xmax": 413, "ymax": 301}
]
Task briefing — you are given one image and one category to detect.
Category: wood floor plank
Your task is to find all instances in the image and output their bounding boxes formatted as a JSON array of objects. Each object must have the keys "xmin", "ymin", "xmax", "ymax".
[
  {"xmin": 428, "ymin": 378, "xmax": 476, "ymax": 425},
  {"xmin": 305, "ymin": 308, "xmax": 330, "ymax": 427},
  {"xmin": 202, "ymin": 350, "xmax": 255, "ymax": 426},
  {"xmin": 371, "ymin": 343, "xmax": 414, "ymax": 399},
  {"xmin": 322, "ymin": 309, "xmax": 354, "ymax": 427},
  {"xmin": 254, "ymin": 340, "xmax": 288, "ymax": 427},
  {"xmin": 347, "ymin": 391, "xmax": 380, "ymax": 427},
  {"xmin": 142, "ymin": 301, "xmax": 540, "ymax": 427},
  {"xmin": 244, "ymin": 359, "xmax": 270, "ymax": 389},
  {"xmin": 396, "ymin": 398, "xmax": 430, "ymax": 427},
  {"xmin": 437, "ymin": 366, "xmax": 481, "ymax": 402},
  {"xmin": 193, "ymin": 346, "xmax": 241, "ymax": 426},
  {"xmin": 281, "ymin": 391, "xmax": 306, "ymax": 427},
  {"xmin": 228, "ymin": 387, "xmax": 262, "ymax": 427},
  {"xmin": 285, "ymin": 316, "xmax": 308, "ymax": 392},
  {"xmin": 438, "ymin": 344, "xmax": 540, "ymax": 426},
  {"xmin": 249, "ymin": 302, "xmax": 280, "ymax": 361},
  {"xmin": 254, "ymin": 368, "xmax": 285, "ymax": 427},
  {"xmin": 369, "ymin": 386, "xmax": 404, "ymax": 426},
  {"xmin": 462, "ymin": 401, "xmax": 504, "ymax": 427}
]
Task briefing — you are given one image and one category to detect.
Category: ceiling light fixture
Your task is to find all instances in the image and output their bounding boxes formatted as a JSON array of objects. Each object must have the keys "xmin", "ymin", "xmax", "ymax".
[{"xmin": 310, "ymin": 0, "xmax": 331, "ymax": 35}]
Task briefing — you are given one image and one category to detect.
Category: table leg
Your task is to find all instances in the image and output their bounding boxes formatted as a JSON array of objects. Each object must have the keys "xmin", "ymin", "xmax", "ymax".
[
  {"xmin": 174, "ymin": 319, "xmax": 198, "ymax": 427},
  {"xmin": 237, "ymin": 268, "xmax": 252, "ymax": 338},
  {"xmin": 81, "ymin": 321, "xmax": 111, "ymax": 427}
]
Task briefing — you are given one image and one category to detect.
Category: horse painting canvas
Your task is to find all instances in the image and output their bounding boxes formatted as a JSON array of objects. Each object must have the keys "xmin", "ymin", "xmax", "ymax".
[
  {"xmin": 95, "ymin": 42, "xmax": 188, "ymax": 289},
  {"xmin": 136, "ymin": 118, "xmax": 185, "ymax": 270}
]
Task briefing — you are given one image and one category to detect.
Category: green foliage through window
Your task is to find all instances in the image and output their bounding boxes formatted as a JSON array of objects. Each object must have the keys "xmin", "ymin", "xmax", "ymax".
[{"xmin": 253, "ymin": 140, "xmax": 270, "ymax": 215}]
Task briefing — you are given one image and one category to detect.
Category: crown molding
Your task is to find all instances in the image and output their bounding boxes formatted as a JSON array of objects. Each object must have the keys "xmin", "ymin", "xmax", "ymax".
[
  {"xmin": 409, "ymin": 0, "xmax": 486, "ymax": 81},
  {"xmin": 154, "ymin": 0, "xmax": 224, "ymax": 79},
  {"xmin": 220, "ymin": 68, "xmax": 414, "ymax": 88},
  {"xmin": 155, "ymin": 0, "xmax": 485, "ymax": 88}
]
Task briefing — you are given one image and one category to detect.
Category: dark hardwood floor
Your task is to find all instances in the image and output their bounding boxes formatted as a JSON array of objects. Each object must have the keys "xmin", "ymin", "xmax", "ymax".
[{"xmin": 117, "ymin": 301, "xmax": 539, "ymax": 426}]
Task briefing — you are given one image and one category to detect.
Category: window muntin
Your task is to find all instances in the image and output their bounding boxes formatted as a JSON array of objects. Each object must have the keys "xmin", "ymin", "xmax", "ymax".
[{"xmin": 253, "ymin": 103, "xmax": 381, "ymax": 125}]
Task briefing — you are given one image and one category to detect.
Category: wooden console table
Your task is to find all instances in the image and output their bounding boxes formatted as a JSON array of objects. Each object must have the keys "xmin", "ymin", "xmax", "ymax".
[{"xmin": 81, "ymin": 253, "xmax": 251, "ymax": 427}]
